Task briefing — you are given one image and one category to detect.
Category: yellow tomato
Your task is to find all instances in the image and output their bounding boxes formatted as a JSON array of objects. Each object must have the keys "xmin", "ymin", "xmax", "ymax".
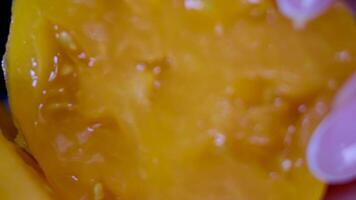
[{"xmin": 6, "ymin": 0, "xmax": 356, "ymax": 199}]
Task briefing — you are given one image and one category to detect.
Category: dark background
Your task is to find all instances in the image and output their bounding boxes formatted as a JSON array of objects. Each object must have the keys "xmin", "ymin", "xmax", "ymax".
[{"xmin": 0, "ymin": 0, "xmax": 12, "ymax": 99}]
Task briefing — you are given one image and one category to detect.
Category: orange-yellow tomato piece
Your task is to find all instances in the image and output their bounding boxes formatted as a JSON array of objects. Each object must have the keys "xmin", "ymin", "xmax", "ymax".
[
  {"xmin": 6, "ymin": 0, "xmax": 356, "ymax": 199},
  {"xmin": 0, "ymin": 132, "xmax": 53, "ymax": 200},
  {"xmin": 0, "ymin": 100, "xmax": 52, "ymax": 199},
  {"xmin": 0, "ymin": 104, "xmax": 17, "ymax": 140}
]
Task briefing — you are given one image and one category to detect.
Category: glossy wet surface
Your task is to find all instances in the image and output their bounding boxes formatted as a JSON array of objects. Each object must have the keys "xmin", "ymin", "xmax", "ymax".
[{"xmin": 6, "ymin": 0, "xmax": 356, "ymax": 199}]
